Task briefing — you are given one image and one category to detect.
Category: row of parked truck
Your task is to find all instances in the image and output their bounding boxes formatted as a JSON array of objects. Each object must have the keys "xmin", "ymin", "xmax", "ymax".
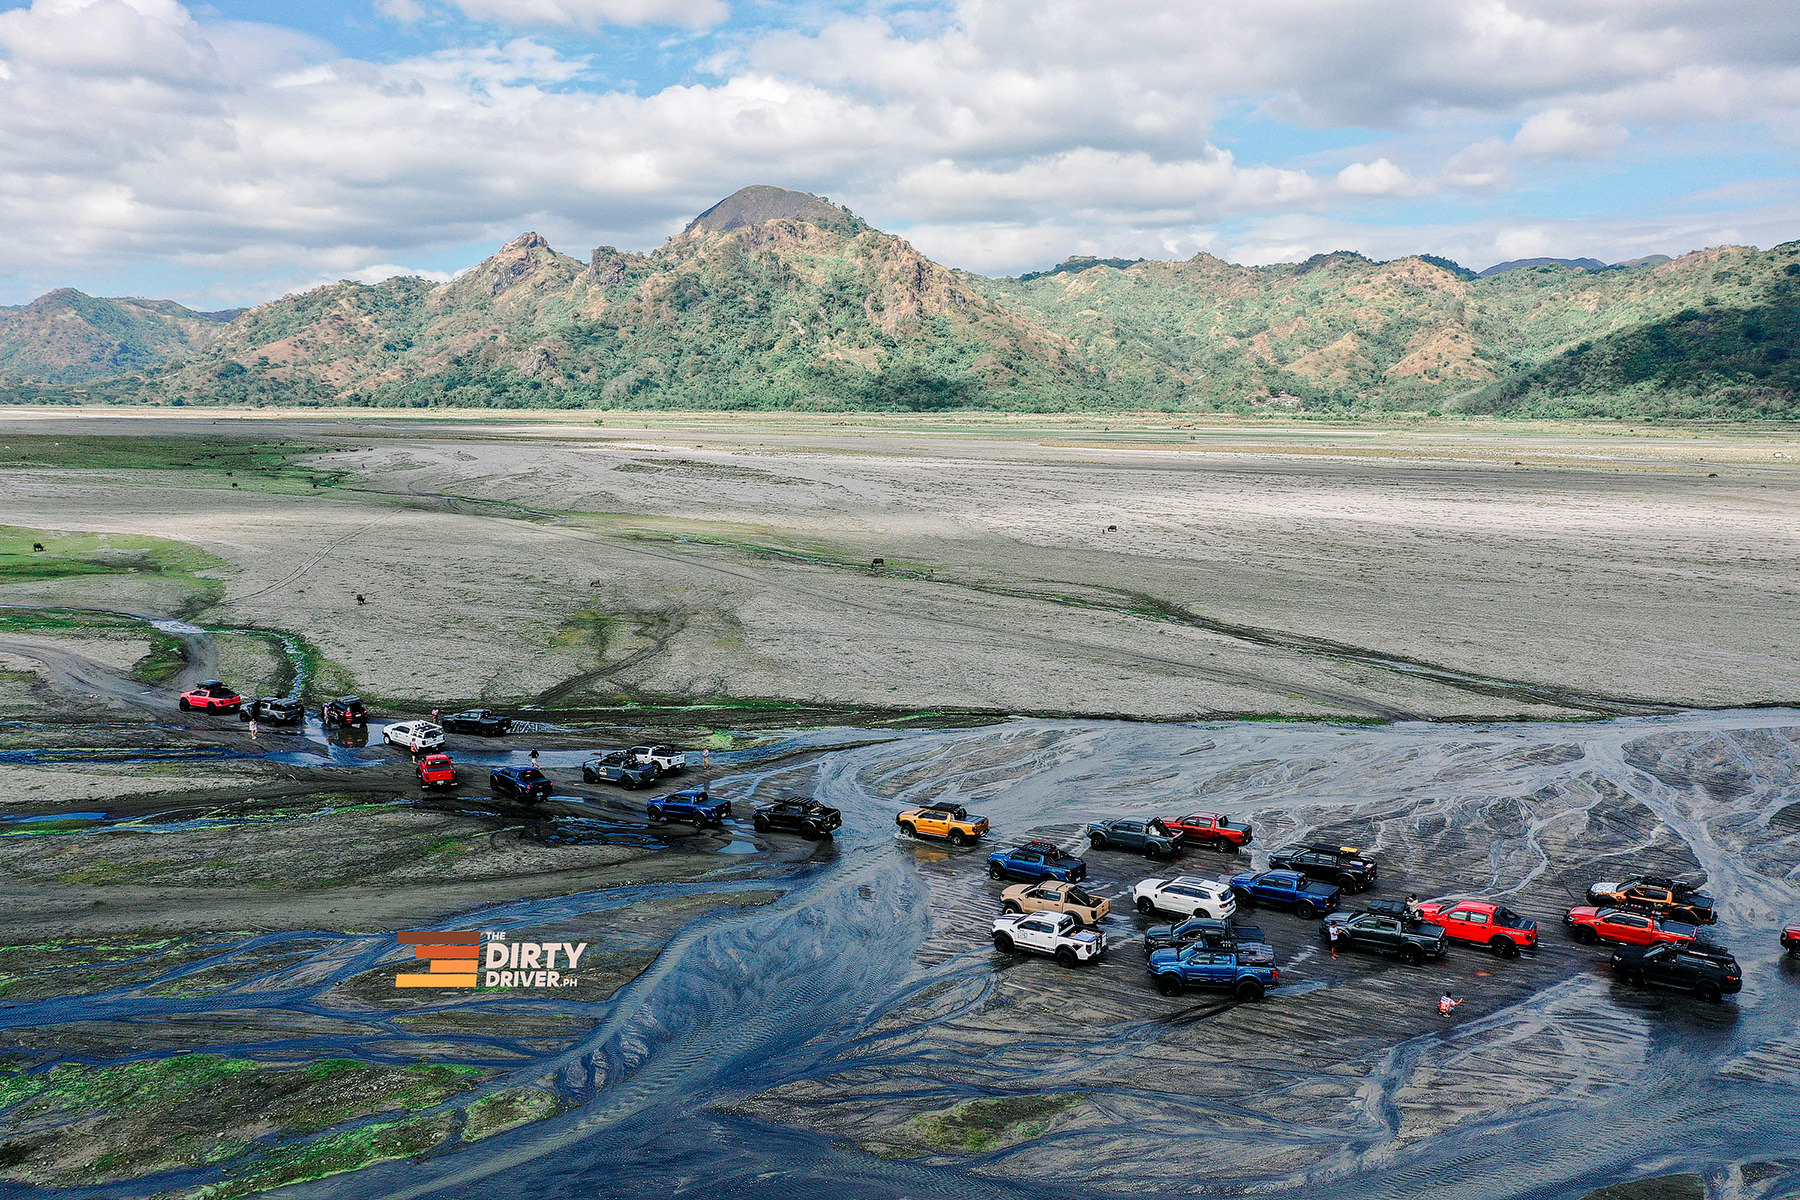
[{"xmin": 893, "ymin": 800, "xmax": 1750, "ymax": 1004}]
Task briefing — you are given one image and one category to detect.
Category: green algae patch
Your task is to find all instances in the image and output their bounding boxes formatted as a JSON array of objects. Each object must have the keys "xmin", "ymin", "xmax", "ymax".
[
  {"xmin": 462, "ymin": 1087, "xmax": 565, "ymax": 1141},
  {"xmin": 907, "ymin": 1093, "xmax": 1081, "ymax": 1155},
  {"xmin": 0, "ymin": 1054, "xmax": 488, "ymax": 1191}
]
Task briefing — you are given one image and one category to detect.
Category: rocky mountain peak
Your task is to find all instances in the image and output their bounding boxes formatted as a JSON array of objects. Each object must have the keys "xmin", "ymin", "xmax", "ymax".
[{"xmin": 680, "ymin": 186, "xmax": 861, "ymax": 238}]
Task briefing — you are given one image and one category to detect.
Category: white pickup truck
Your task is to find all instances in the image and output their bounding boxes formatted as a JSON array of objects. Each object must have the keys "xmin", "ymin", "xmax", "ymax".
[
  {"xmin": 628, "ymin": 745, "xmax": 688, "ymax": 775},
  {"xmin": 991, "ymin": 910, "xmax": 1107, "ymax": 967}
]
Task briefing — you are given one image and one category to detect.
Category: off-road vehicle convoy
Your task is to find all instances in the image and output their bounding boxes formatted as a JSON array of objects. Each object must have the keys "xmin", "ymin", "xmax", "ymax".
[
  {"xmin": 753, "ymin": 798, "xmax": 842, "ymax": 838},
  {"xmin": 991, "ymin": 910, "xmax": 1107, "ymax": 967},
  {"xmin": 896, "ymin": 803, "xmax": 989, "ymax": 845}
]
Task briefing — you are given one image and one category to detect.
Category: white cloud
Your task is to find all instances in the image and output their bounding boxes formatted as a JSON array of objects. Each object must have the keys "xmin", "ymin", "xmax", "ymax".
[
  {"xmin": 3, "ymin": 0, "xmax": 1800, "ymax": 300},
  {"xmin": 1512, "ymin": 108, "xmax": 1628, "ymax": 159}
]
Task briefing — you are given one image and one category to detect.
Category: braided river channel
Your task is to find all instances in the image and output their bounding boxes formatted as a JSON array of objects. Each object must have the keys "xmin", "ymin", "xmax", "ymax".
[{"xmin": 8, "ymin": 709, "xmax": 1800, "ymax": 1200}]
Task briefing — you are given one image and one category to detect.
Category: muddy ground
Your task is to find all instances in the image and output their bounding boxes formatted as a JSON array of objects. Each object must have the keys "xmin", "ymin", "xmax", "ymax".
[{"xmin": 0, "ymin": 411, "xmax": 1794, "ymax": 1199}]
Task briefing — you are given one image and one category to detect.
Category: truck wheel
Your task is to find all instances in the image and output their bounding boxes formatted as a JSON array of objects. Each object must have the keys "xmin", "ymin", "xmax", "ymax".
[
  {"xmin": 1295, "ymin": 901, "xmax": 1317, "ymax": 920},
  {"xmin": 1002, "ymin": 901, "xmax": 1022, "ymax": 914},
  {"xmin": 1336, "ymin": 874, "xmax": 1358, "ymax": 891},
  {"xmin": 1789, "ymin": 943, "xmax": 1800, "ymax": 958},
  {"xmin": 648, "ymin": 807, "xmax": 666, "ymax": 824},
  {"xmin": 1156, "ymin": 973, "xmax": 1184, "ymax": 997},
  {"xmin": 1089, "ymin": 833, "xmax": 1106, "ymax": 848},
  {"xmin": 1055, "ymin": 947, "xmax": 1078, "ymax": 968},
  {"xmin": 1137, "ymin": 896, "xmax": 1155, "ymax": 914},
  {"xmin": 1235, "ymin": 978, "xmax": 1265, "ymax": 1001},
  {"xmin": 1142, "ymin": 844, "xmax": 1159, "ymax": 859},
  {"xmin": 1490, "ymin": 937, "xmax": 1519, "ymax": 959},
  {"xmin": 179, "ymin": 698, "xmax": 191, "ymax": 711},
  {"xmin": 1697, "ymin": 982, "xmax": 1722, "ymax": 1004},
  {"xmin": 949, "ymin": 830, "xmax": 970, "ymax": 847},
  {"xmin": 1232, "ymin": 888, "xmax": 1253, "ymax": 907},
  {"xmin": 753, "ymin": 814, "xmax": 770, "ymax": 832},
  {"xmin": 1402, "ymin": 945, "xmax": 1424, "ymax": 966},
  {"xmin": 1574, "ymin": 926, "xmax": 1598, "ymax": 945},
  {"xmin": 992, "ymin": 932, "xmax": 1013, "ymax": 952},
  {"xmin": 900, "ymin": 822, "xmax": 916, "ymax": 838},
  {"xmin": 988, "ymin": 863, "xmax": 1006, "ymax": 880},
  {"xmin": 802, "ymin": 824, "xmax": 822, "ymax": 839}
]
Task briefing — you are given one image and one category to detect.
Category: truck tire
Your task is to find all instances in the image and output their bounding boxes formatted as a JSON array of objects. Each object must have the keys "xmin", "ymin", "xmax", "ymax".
[
  {"xmin": 179, "ymin": 698, "xmax": 191, "ymax": 711},
  {"xmin": 900, "ymin": 822, "xmax": 916, "ymax": 837},
  {"xmin": 1142, "ymin": 844, "xmax": 1160, "ymax": 859},
  {"xmin": 1697, "ymin": 981, "xmax": 1722, "ymax": 1004},
  {"xmin": 992, "ymin": 931, "xmax": 1013, "ymax": 952},
  {"xmin": 1490, "ymin": 936, "xmax": 1519, "ymax": 959},
  {"xmin": 1336, "ymin": 874, "xmax": 1358, "ymax": 891},
  {"xmin": 1157, "ymin": 973, "xmax": 1184, "ymax": 997},
  {"xmin": 753, "ymin": 814, "xmax": 770, "ymax": 832},
  {"xmin": 949, "ymin": 830, "xmax": 971, "ymax": 847},
  {"xmin": 1295, "ymin": 901, "xmax": 1317, "ymax": 920},
  {"xmin": 989, "ymin": 863, "xmax": 1006, "ymax": 879},
  {"xmin": 1235, "ymin": 978, "xmax": 1265, "ymax": 1001},
  {"xmin": 1232, "ymin": 888, "xmax": 1253, "ymax": 907},
  {"xmin": 1137, "ymin": 896, "xmax": 1155, "ymax": 914},
  {"xmin": 1089, "ymin": 833, "xmax": 1106, "ymax": 848},
  {"xmin": 581, "ymin": 768, "xmax": 595, "ymax": 783},
  {"xmin": 1574, "ymin": 926, "xmax": 1598, "ymax": 945},
  {"xmin": 1055, "ymin": 947, "xmax": 1078, "ymax": 968},
  {"xmin": 647, "ymin": 806, "xmax": 666, "ymax": 824},
  {"xmin": 1402, "ymin": 945, "xmax": 1424, "ymax": 966},
  {"xmin": 803, "ymin": 823, "xmax": 823, "ymax": 838},
  {"xmin": 1002, "ymin": 901, "xmax": 1022, "ymax": 914}
]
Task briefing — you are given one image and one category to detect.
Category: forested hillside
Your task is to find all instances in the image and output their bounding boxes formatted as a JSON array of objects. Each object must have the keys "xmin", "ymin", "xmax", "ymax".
[{"xmin": 3, "ymin": 187, "xmax": 1796, "ymax": 418}]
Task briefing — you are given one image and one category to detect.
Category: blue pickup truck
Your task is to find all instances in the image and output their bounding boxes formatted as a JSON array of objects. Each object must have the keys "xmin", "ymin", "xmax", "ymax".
[
  {"xmin": 647, "ymin": 787, "xmax": 732, "ymax": 828},
  {"xmin": 1229, "ymin": 869, "xmax": 1343, "ymax": 919},
  {"xmin": 490, "ymin": 766, "xmax": 552, "ymax": 803},
  {"xmin": 1147, "ymin": 946, "xmax": 1279, "ymax": 1000},
  {"xmin": 988, "ymin": 840, "xmax": 1088, "ymax": 883}
]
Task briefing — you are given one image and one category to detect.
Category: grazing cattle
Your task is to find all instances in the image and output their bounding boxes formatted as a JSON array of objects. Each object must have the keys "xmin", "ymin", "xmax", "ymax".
[
  {"xmin": 31, "ymin": 543, "xmax": 43, "ymax": 552},
  {"xmin": 355, "ymin": 593, "xmax": 366, "ymax": 605},
  {"xmin": 871, "ymin": 557, "xmax": 885, "ymax": 568}
]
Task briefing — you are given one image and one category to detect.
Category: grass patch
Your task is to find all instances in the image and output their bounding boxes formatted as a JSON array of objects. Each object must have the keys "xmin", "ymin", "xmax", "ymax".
[
  {"xmin": 908, "ymin": 1093, "xmax": 1081, "ymax": 1155},
  {"xmin": 0, "ymin": 434, "xmax": 349, "ymax": 493},
  {"xmin": 462, "ymin": 1087, "xmax": 563, "ymax": 1141}
]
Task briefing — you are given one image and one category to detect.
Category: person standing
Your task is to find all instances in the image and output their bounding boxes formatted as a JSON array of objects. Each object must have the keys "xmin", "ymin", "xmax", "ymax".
[
  {"xmin": 1327, "ymin": 921, "xmax": 1340, "ymax": 959},
  {"xmin": 249, "ymin": 715, "xmax": 259, "ymax": 741},
  {"xmin": 530, "ymin": 747, "xmax": 540, "ymax": 771}
]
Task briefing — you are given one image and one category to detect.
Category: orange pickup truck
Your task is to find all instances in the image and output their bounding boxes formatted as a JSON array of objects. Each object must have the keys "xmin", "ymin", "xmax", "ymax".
[{"xmin": 896, "ymin": 803, "xmax": 989, "ymax": 846}]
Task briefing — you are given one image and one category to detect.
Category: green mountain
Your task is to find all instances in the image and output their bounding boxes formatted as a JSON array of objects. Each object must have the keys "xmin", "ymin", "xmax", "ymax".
[
  {"xmin": 0, "ymin": 289, "xmax": 237, "ymax": 383},
  {"xmin": 3, "ymin": 187, "xmax": 1797, "ymax": 418}
]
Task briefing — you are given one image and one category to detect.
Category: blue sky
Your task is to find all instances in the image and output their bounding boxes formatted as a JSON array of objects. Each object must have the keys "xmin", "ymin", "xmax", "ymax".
[{"xmin": 1, "ymin": 0, "xmax": 1797, "ymax": 308}]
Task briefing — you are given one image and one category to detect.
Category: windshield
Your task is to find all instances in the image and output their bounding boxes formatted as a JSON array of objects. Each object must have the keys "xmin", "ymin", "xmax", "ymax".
[{"xmin": 518, "ymin": 769, "xmax": 545, "ymax": 782}]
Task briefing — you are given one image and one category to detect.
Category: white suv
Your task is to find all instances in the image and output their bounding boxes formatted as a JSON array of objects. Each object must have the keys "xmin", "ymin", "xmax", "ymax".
[
  {"xmin": 1133, "ymin": 875, "xmax": 1237, "ymax": 919},
  {"xmin": 383, "ymin": 720, "xmax": 446, "ymax": 753}
]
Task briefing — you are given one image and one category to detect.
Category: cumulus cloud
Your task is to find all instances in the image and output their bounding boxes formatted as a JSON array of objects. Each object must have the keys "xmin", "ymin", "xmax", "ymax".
[{"xmin": 2, "ymin": 0, "xmax": 1800, "ymax": 300}]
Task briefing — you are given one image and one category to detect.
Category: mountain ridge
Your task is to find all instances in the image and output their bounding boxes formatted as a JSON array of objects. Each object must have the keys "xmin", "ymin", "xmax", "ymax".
[{"xmin": 1, "ymin": 185, "xmax": 1795, "ymax": 419}]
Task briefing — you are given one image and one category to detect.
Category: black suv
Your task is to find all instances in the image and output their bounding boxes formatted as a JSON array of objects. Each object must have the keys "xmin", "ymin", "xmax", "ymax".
[
  {"xmin": 1612, "ymin": 941, "xmax": 1742, "ymax": 1002},
  {"xmin": 753, "ymin": 798, "xmax": 843, "ymax": 838},
  {"xmin": 445, "ymin": 709, "xmax": 513, "ymax": 736},
  {"xmin": 240, "ymin": 696, "xmax": 303, "ymax": 724},
  {"xmin": 1270, "ymin": 843, "xmax": 1378, "ymax": 892},
  {"xmin": 1142, "ymin": 917, "xmax": 1274, "ymax": 966},
  {"xmin": 321, "ymin": 696, "xmax": 368, "ymax": 727}
]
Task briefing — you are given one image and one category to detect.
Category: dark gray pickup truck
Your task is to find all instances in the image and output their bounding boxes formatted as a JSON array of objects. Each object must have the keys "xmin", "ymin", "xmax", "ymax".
[{"xmin": 1320, "ymin": 909, "xmax": 1448, "ymax": 965}]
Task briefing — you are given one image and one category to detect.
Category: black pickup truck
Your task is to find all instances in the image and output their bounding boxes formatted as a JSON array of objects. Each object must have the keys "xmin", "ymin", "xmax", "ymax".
[
  {"xmin": 753, "ymin": 798, "xmax": 843, "ymax": 838},
  {"xmin": 1321, "ymin": 908, "xmax": 1447, "ymax": 965},
  {"xmin": 1271, "ymin": 843, "xmax": 1379, "ymax": 892},
  {"xmin": 1087, "ymin": 818, "xmax": 1180, "ymax": 858}
]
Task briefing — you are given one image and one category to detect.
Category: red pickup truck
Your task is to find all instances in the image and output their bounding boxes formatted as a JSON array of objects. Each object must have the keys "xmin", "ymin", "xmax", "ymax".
[
  {"xmin": 1417, "ymin": 899, "xmax": 1538, "ymax": 957},
  {"xmin": 1782, "ymin": 921, "xmax": 1800, "ymax": 957},
  {"xmin": 415, "ymin": 753, "xmax": 457, "ymax": 790},
  {"xmin": 1159, "ymin": 811, "xmax": 1252, "ymax": 851},
  {"xmin": 1564, "ymin": 906, "xmax": 1696, "ymax": 949}
]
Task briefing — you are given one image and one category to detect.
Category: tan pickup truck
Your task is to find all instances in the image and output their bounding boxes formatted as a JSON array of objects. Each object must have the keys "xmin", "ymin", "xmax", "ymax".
[{"xmin": 1000, "ymin": 881, "xmax": 1111, "ymax": 926}]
